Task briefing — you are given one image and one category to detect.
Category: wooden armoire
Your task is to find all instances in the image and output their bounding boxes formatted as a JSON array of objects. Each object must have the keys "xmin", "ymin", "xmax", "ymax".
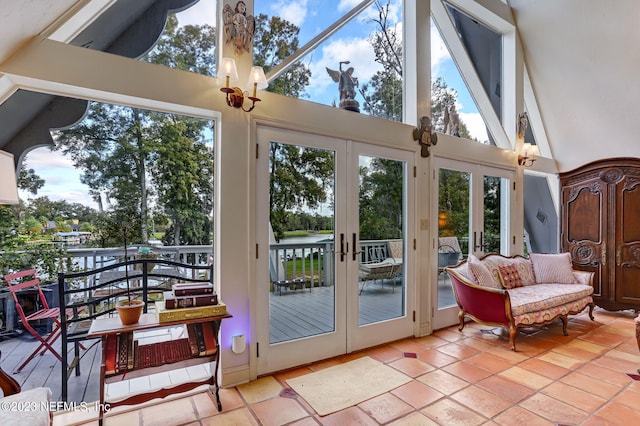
[{"xmin": 560, "ymin": 158, "xmax": 640, "ymax": 311}]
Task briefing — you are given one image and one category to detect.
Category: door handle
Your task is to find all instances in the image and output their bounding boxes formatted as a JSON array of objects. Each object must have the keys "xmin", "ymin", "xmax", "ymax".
[
  {"xmin": 352, "ymin": 233, "xmax": 361, "ymax": 261},
  {"xmin": 339, "ymin": 233, "xmax": 347, "ymax": 261}
]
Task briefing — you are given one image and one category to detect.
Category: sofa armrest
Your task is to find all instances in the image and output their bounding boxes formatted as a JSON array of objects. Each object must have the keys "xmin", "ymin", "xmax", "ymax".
[
  {"xmin": 446, "ymin": 267, "xmax": 512, "ymax": 324},
  {"xmin": 572, "ymin": 270, "xmax": 594, "ymax": 286}
]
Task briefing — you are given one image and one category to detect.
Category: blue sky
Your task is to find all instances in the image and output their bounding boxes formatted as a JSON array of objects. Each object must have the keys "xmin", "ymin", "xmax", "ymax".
[{"xmin": 20, "ymin": 0, "xmax": 486, "ymax": 209}]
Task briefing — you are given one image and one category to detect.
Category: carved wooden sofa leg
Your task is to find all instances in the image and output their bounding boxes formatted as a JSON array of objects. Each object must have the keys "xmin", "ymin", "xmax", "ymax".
[
  {"xmin": 587, "ymin": 302, "xmax": 595, "ymax": 321},
  {"xmin": 458, "ymin": 310, "xmax": 466, "ymax": 332},
  {"xmin": 508, "ymin": 323, "xmax": 517, "ymax": 351},
  {"xmin": 560, "ymin": 315, "xmax": 569, "ymax": 336}
]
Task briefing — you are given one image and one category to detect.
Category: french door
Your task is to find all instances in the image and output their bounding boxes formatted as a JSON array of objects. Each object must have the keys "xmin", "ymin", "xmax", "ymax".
[
  {"xmin": 256, "ymin": 126, "xmax": 414, "ymax": 375},
  {"xmin": 432, "ymin": 157, "xmax": 514, "ymax": 330}
]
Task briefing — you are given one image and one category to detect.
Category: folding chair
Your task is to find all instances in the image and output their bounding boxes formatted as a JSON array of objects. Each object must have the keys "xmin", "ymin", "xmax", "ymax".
[{"xmin": 4, "ymin": 269, "xmax": 70, "ymax": 373}]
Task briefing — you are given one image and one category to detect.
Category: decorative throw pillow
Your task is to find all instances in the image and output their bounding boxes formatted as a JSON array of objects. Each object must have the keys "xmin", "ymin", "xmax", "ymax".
[
  {"xmin": 498, "ymin": 264, "xmax": 523, "ymax": 289},
  {"xmin": 468, "ymin": 254, "xmax": 502, "ymax": 289},
  {"xmin": 530, "ymin": 252, "xmax": 578, "ymax": 284}
]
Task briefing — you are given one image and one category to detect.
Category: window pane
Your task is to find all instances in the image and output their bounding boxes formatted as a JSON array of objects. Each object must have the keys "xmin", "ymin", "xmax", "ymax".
[
  {"xmin": 255, "ymin": 0, "xmax": 404, "ymax": 122},
  {"xmin": 53, "ymin": 0, "xmax": 217, "ymax": 76}
]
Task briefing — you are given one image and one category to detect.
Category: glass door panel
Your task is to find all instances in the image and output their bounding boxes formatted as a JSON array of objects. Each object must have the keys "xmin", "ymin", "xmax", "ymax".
[
  {"xmin": 437, "ymin": 168, "xmax": 470, "ymax": 310},
  {"xmin": 432, "ymin": 158, "xmax": 513, "ymax": 330},
  {"xmin": 357, "ymin": 155, "xmax": 405, "ymax": 326},
  {"xmin": 268, "ymin": 141, "xmax": 336, "ymax": 343}
]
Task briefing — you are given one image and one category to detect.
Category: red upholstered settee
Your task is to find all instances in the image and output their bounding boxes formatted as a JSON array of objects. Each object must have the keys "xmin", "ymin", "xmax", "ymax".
[{"xmin": 445, "ymin": 253, "xmax": 595, "ymax": 351}]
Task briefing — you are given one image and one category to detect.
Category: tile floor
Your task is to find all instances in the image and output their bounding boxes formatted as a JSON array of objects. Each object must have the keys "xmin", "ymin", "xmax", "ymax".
[{"xmin": 54, "ymin": 307, "xmax": 640, "ymax": 425}]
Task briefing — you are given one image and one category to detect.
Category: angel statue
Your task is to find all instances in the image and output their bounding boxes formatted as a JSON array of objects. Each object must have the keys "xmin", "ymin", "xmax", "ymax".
[
  {"xmin": 223, "ymin": 1, "xmax": 255, "ymax": 56},
  {"xmin": 326, "ymin": 61, "xmax": 360, "ymax": 112}
]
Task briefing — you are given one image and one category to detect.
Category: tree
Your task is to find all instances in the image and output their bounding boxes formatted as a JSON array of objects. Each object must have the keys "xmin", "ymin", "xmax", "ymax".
[
  {"xmin": 18, "ymin": 165, "xmax": 44, "ymax": 195},
  {"xmin": 360, "ymin": 0, "xmax": 403, "ymax": 121},
  {"xmin": 53, "ymin": 16, "xmax": 216, "ymax": 246},
  {"xmin": 431, "ymin": 77, "xmax": 472, "ymax": 139},
  {"xmin": 359, "ymin": 158, "xmax": 403, "ymax": 240},
  {"xmin": 269, "ymin": 143, "xmax": 334, "ymax": 241},
  {"xmin": 253, "ymin": 14, "xmax": 311, "ymax": 98}
]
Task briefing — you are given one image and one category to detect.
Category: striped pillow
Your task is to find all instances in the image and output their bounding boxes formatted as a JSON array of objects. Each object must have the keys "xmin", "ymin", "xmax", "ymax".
[
  {"xmin": 468, "ymin": 254, "xmax": 502, "ymax": 289},
  {"xmin": 530, "ymin": 252, "xmax": 577, "ymax": 284}
]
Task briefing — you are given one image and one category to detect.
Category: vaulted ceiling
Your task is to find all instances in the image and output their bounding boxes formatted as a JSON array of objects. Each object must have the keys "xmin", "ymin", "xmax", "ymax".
[{"xmin": 1, "ymin": 0, "xmax": 638, "ymax": 172}]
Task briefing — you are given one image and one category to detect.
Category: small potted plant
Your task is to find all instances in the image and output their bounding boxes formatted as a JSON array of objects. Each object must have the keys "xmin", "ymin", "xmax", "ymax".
[{"xmin": 115, "ymin": 217, "xmax": 144, "ymax": 325}]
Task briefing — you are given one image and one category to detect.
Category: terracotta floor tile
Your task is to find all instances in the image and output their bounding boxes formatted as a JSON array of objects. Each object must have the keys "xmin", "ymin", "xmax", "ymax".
[
  {"xmin": 581, "ymin": 414, "xmax": 624, "ymax": 426},
  {"xmin": 537, "ymin": 350, "xmax": 586, "ymax": 369},
  {"xmin": 386, "ymin": 411, "xmax": 439, "ymax": 425},
  {"xmin": 580, "ymin": 330, "xmax": 630, "ymax": 347},
  {"xmin": 432, "ymin": 328, "xmax": 467, "ymax": 343},
  {"xmin": 420, "ymin": 398, "xmax": 487, "ymax": 425},
  {"xmin": 592, "ymin": 353, "xmax": 640, "ymax": 373},
  {"xmin": 492, "ymin": 406, "xmax": 554, "ymax": 426},
  {"xmin": 417, "ymin": 348, "xmax": 457, "ymax": 367},
  {"xmin": 486, "ymin": 347, "xmax": 530, "ymax": 364},
  {"xmin": 357, "ymin": 393, "xmax": 413, "ymax": 423},
  {"xmin": 442, "ymin": 360, "xmax": 493, "ymax": 383},
  {"xmin": 412, "ymin": 334, "xmax": 450, "ymax": 349},
  {"xmin": 365, "ymin": 344, "xmax": 404, "ymax": 363},
  {"xmin": 391, "ymin": 380, "xmax": 445, "ymax": 409},
  {"xmin": 316, "ymin": 406, "xmax": 378, "ymax": 426},
  {"xmin": 450, "ymin": 385, "xmax": 512, "ymax": 418},
  {"xmin": 250, "ymin": 396, "xmax": 309, "ymax": 426},
  {"xmin": 540, "ymin": 381, "xmax": 607, "ymax": 412},
  {"xmin": 274, "ymin": 366, "xmax": 314, "ymax": 384},
  {"xmin": 477, "ymin": 375, "xmax": 535, "ymax": 404},
  {"xmin": 518, "ymin": 393, "xmax": 588, "ymax": 425},
  {"xmin": 192, "ymin": 388, "xmax": 245, "ymax": 417},
  {"xmin": 466, "ymin": 352, "xmax": 513, "ymax": 373},
  {"xmin": 200, "ymin": 407, "xmax": 259, "ymax": 426},
  {"xmin": 139, "ymin": 397, "xmax": 198, "ymax": 426},
  {"xmin": 416, "ymin": 369, "xmax": 469, "ymax": 395},
  {"xmin": 517, "ymin": 358, "xmax": 570, "ymax": 380},
  {"xmin": 436, "ymin": 342, "xmax": 480, "ymax": 360},
  {"xmin": 498, "ymin": 366, "xmax": 554, "ymax": 390},
  {"xmin": 577, "ymin": 362, "xmax": 633, "ymax": 387},
  {"xmin": 561, "ymin": 371, "xmax": 623, "ymax": 399},
  {"xmin": 388, "ymin": 356, "xmax": 435, "ymax": 377},
  {"xmin": 389, "ymin": 338, "xmax": 432, "ymax": 354},
  {"xmin": 611, "ymin": 387, "xmax": 640, "ymax": 410},
  {"xmin": 595, "ymin": 401, "xmax": 640, "ymax": 425},
  {"xmin": 236, "ymin": 376, "xmax": 284, "ymax": 404}
]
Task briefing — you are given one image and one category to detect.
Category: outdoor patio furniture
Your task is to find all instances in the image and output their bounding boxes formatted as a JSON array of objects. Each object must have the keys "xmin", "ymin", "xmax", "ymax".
[
  {"xmin": 3, "ymin": 269, "xmax": 76, "ymax": 373},
  {"xmin": 438, "ymin": 237, "xmax": 462, "ymax": 274},
  {"xmin": 58, "ymin": 258, "xmax": 214, "ymax": 401}
]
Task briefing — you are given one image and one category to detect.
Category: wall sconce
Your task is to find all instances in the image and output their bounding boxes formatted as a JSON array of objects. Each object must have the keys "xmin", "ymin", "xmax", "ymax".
[
  {"xmin": 518, "ymin": 143, "xmax": 539, "ymax": 167},
  {"xmin": 0, "ymin": 151, "xmax": 19, "ymax": 205},
  {"xmin": 219, "ymin": 57, "xmax": 268, "ymax": 112}
]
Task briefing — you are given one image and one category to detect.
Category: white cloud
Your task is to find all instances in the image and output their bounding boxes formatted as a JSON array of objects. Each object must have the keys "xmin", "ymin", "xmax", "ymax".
[
  {"xmin": 431, "ymin": 21, "xmax": 450, "ymax": 78},
  {"xmin": 308, "ymin": 37, "xmax": 383, "ymax": 101},
  {"xmin": 270, "ymin": 0, "xmax": 309, "ymax": 27},
  {"xmin": 338, "ymin": 0, "xmax": 363, "ymax": 12},
  {"xmin": 174, "ymin": 0, "xmax": 216, "ymax": 27},
  {"xmin": 19, "ymin": 148, "xmax": 98, "ymax": 209},
  {"xmin": 459, "ymin": 112, "xmax": 489, "ymax": 143}
]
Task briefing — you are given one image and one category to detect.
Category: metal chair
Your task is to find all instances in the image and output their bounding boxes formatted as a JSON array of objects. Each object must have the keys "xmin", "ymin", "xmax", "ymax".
[{"xmin": 3, "ymin": 269, "xmax": 69, "ymax": 373}]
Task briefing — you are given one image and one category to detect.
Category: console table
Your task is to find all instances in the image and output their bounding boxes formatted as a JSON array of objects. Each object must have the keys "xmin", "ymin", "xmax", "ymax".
[{"xmin": 88, "ymin": 312, "xmax": 232, "ymax": 425}]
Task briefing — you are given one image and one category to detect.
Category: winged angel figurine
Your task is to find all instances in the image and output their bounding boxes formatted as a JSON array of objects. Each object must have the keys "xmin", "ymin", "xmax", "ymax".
[
  {"xmin": 326, "ymin": 61, "xmax": 360, "ymax": 112},
  {"xmin": 223, "ymin": 1, "xmax": 255, "ymax": 56}
]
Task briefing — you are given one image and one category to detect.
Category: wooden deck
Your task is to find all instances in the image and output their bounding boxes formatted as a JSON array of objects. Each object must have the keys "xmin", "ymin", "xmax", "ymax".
[{"xmin": 0, "ymin": 278, "xmax": 455, "ymax": 404}]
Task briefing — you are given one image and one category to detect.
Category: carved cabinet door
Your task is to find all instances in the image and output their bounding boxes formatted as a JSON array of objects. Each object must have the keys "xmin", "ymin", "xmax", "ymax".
[
  {"xmin": 614, "ymin": 170, "xmax": 640, "ymax": 307},
  {"xmin": 561, "ymin": 159, "xmax": 640, "ymax": 311},
  {"xmin": 561, "ymin": 171, "xmax": 609, "ymax": 303}
]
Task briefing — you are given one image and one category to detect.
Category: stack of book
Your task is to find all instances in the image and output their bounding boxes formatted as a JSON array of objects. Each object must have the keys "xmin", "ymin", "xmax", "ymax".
[{"xmin": 156, "ymin": 282, "xmax": 226, "ymax": 323}]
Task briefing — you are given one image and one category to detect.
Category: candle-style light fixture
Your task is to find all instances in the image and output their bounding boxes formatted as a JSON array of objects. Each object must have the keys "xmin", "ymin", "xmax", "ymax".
[
  {"xmin": 518, "ymin": 142, "xmax": 539, "ymax": 167},
  {"xmin": 219, "ymin": 57, "xmax": 268, "ymax": 112},
  {"xmin": 0, "ymin": 150, "xmax": 19, "ymax": 205}
]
